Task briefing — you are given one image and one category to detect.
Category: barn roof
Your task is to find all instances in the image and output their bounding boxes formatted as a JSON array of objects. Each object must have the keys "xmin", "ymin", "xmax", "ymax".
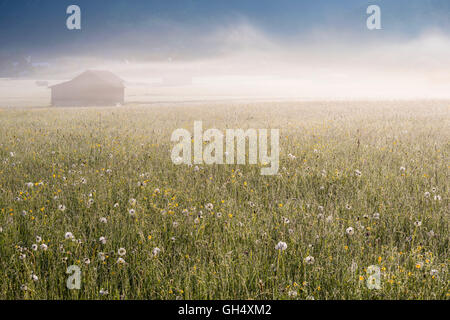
[{"xmin": 50, "ymin": 70, "xmax": 125, "ymax": 89}]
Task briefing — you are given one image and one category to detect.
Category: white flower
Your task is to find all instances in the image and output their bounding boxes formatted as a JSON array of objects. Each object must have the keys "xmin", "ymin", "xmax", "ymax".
[
  {"xmin": 19, "ymin": 253, "xmax": 26, "ymax": 260},
  {"xmin": 113, "ymin": 203, "xmax": 119, "ymax": 208},
  {"xmin": 98, "ymin": 252, "xmax": 106, "ymax": 261},
  {"xmin": 10, "ymin": 152, "xmax": 15, "ymax": 157},
  {"xmin": 20, "ymin": 284, "xmax": 28, "ymax": 291},
  {"xmin": 193, "ymin": 166, "xmax": 199, "ymax": 172},
  {"xmin": 99, "ymin": 288, "xmax": 109, "ymax": 296},
  {"xmin": 283, "ymin": 217, "xmax": 290, "ymax": 224},
  {"xmin": 434, "ymin": 195, "xmax": 441, "ymax": 201},
  {"xmin": 288, "ymin": 153, "xmax": 296, "ymax": 160},
  {"xmin": 346, "ymin": 227, "xmax": 355, "ymax": 236},
  {"xmin": 345, "ymin": 204, "xmax": 352, "ymax": 210},
  {"xmin": 431, "ymin": 187, "xmax": 437, "ymax": 193},
  {"xmin": 99, "ymin": 217, "xmax": 107, "ymax": 224},
  {"xmin": 80, "ymin": 178, "xmax": 87, "ymax": 184},
  {"xmin": 64, "ymin": 232, "xmax": 74, "ymax": 240},
  {"xmin": 40, "ymin": 243, "xmax": 48, "ymax": 251},
  {"xmin": 0, "ymin": 226, "xmax": 2, "ymax": 233},
  {"xmin": 414, "ymin": 220, "xmax": 422, "ymax": 227},
  {"xmin": 84, "ymin": 258, "xmax": 91, "ymax": 265},
  {"xmin": 430, "ymin": 269, "xmax": 439, "ymax": 276},
  {"xmin": 128, "ymin": 208, "xmax": 136, "ymax": 216},
  {"xmin": 424, "ymin": 191, "xmax": 430, "ymax": 198},
  {"xmin": 275, "ymin": 241, "xmax": 287, "ymax": 251},
  {"xmin": 172, "ymin": 221, "xmax": 179, "ymax": 228},
  {"xmin": 304, "ymin": 256, "xmax": 315, "ymax": 265},
  {"xmin": 154, "ymin": 188, "xmax": 160, "ymax": 194},
  {"xmin": 288, "ymin": 290, "xmax": 298, "ymax": 297},
  {"xmin": 118, "ymin": 248, "xmax": 126, "ymax": 256},
  {"xmin": 116, "ymin": 257, "xmax": 126, "ymax": 264},
  {"xmin": 26, "ymin": 182, "xmax": 34, "ymax": 188},
  {"xmin": 373, "ymin": 212, "xmax": 380, "ymax": 219},
  {"xmin": 129, "ymin": 198, "xmax": 137, "ymax": 206},
  {"xmin": 354, "ymin": 169, "xmax": 362, "ymax": 177},
  {"xmin": 31, "ymin": 244, "xmax": 38, "ymax": 251},
  {"xmin": 399, "ymin": 166, "xmax": 406, "ymax": 172},
  {"xmin": 31, "ymin": 274, "xmax": 39, "ymax": 282},
  {"xmin": 21, "ymin": 210, "xmax": 27, "ymax": 216},
  {"xmin": 35, "ymin": 236, "xmax": 42, "ymax": 243},
  {"xmin": 205, "ymin": 203, "xmax": 214, "ymax": 211},
  {"xmin": 58, "ymin": 204, "xmax": 66, "ymax": 212},
  {"xmin": 216, "ymin": 212, "xmax": 222, "ymax": 218},
  {"xmin": 99, "ymin": 236, "xmax": 107, "ymax": 245},
  {"xmin": 152, "ymin": 247, "xmax": 161, "ymax": 257}
]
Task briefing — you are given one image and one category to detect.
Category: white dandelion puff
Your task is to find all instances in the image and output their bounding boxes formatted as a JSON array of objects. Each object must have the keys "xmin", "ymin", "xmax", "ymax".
[
  {"xmin": 275, "ymin": 241, "xmax": 287, "ymax": 251},
  {"xmin": 346, "ymin": 227, "xmax": 355, "ymax": 236}
]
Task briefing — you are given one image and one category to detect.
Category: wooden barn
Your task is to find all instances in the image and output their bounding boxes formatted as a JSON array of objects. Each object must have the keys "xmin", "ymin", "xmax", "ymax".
[{"xmin": 50, "ymin": 70, "xmax": 125, "ymax": 106}]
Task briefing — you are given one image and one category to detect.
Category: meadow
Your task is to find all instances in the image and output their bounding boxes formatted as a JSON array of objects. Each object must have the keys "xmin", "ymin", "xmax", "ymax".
[{"xmin": 0, "ymin": 100, "xmax": 448, "ymax": 299}]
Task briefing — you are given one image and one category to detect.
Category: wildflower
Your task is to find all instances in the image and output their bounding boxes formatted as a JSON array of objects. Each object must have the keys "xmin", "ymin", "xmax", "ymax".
[
  {"xmin": 128, "ymin": 208, "xmax": 136, "ymax": 216},
  {"xmin": 31, "ymin": 274, "xmax": 38, "ymax": 282},
  {"xmin": 354, "ymin": 169, "xmax": 362, "ymax": 177},
  {"xmin": 283, "ymin": 217, "xmax": 290, "ymax": 224},
  {"xmin": 399, "ymin": 166, "xmax": 406, "ymax": 172},
  {"xmin": 21, "ymin": 210, "xmax": 27, "ymax": 216},
  {"xmin": 194, "ymin": 217, "xmax": 200, "ymax": 224},
  {"xmin": 416, "ymin": 262, "xmax": 423, "ymax": 269},
  {"xmin": 152, "ymin": 247, "xmax": 161, "ymax": 257},
  {"xmin": 99, "ymin": 236, "xmax": 107, "ymax": 245},
  {"xmin": 216, "ymin": 212, "xmax": 222, "ymax": 218},
  {"xmin": 99, "ymin": 217, "xmax": 107, "ymax": 224},
  {"xmin": 346, "ymin": 227, "xmax": 355, "ymax": 236},
  {"xmin": 205, "ymin": 203, "xmax": 214, "ymax": 211},
  {"xmin": 345, "ymin": 204, "xmax": 352, "ymax": 210},
  {"xmin": 193, "ymin": 166, "xmax": 199, "ymax": 172},
  {"xmin": 288, "ymin": 153, "xmax": 296, "ymax": 160},
  {"xmin": 113, "ymin": 203, "xmax": 119, "ymax": 208},
  {"xmin": 434, "ymin": 195, "xmax": 441, "ymax": 201},
  {"xmin": 26, "ymin": 182, "xmax": 34, "ymax": 188},
  {"xmin": 430, "ymin": 269, "xmax": 438, "ymax": 276},
  {"xmin": 318, "ymin": 205, "xmax": 324, "ymax": 212},
  {"xmin": 64, "ymin": 232, "xmax": 74, "ymax": 240},
  {"xmin": 87, "ymin": 198, "xmax": 94, "ymax": 206},
  {"xmin": 431, "ymin": 187, "xmax": 437, "ymax": 193},
  {"xmin": 98, "ymin": 252, "xmax": 106, "ymax": 261},
  {"xmin": 40, "ymin": 243, "xmax": 48, "ymax": 251},
  {"xmin": 118, "ymin": 248, "xmax": 126, "ymax": 256},
  {"xmin": 275, "ymin": 241, "xmax": 287, "ymax": 251},
  {"xmin": 0, "ymin": 226, "xmax": 2, "ymax": 233},
  {"xmin": 80, "ymin": 178, "xmax": 87, "ymax": 184},
  {"xmin": 19, "ymin": 254, "xmax": 26, "ymax": 260},
  {"xmin": 154, "ymin": 188, "xmax": 160, "ymax": 194},
  {"xmin": 20, "ymin": 284, "xmax": 28, "ymax": 291},
  {"xmin": 36, "ymin": 236, "xmax": 42, "ymax": 243},
  {"xmin": 31, "ymin": 244, "xmax": 38, "ymax": 251},
  {"xmin": 84, "ymin": 258, "xmax": 91, "ymax": 265},
  {"xmin": 414, "ymin": 220, "xmax": 422, "ymax": 227},
  {"xmin": 373, "ymin": 212, "xmax": 380, "ymax": 219},
  {"xmin": 172, "ymin": 221, "xmax": 179, "ymax": 228},
  {"xmin": 288, "ymin": 290, "xmax": 298, "ymax": 297},
  {"xmin": 117, "ymin": 257, "xmax": 126, "ymax": 264},
  {"xmin": 171, "ymin": 236, "xmax": 176, "ymax": 242},
  {"xmin": 99, "ymin": 289, "xmax": 109, "ymax": 296},
  {"xmin": 129, "ymin": 198, "xmax": 137, "ymax": 206},
  {"xmin": 58, "ymin": 204, "xmax": 66, "ymax": 212},
  {"xmin": 305, "ymin": 256, "xmax": 315, "ymax": 265}
]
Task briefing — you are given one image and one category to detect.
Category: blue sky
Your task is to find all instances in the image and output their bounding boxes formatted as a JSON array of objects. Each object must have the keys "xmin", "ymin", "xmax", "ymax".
[{"xmin": 0, "ymin": 0, "xmax": 449, "ymax": 60}]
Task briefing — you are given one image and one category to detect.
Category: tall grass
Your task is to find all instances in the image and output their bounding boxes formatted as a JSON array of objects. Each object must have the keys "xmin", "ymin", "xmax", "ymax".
[{"xmin": 0, "ymin": 101, "xmax": 448, "ymax": 299}]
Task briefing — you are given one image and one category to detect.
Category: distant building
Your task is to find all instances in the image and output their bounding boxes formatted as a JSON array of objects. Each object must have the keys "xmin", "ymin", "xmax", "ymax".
[{"xmin": 50, "ymin": 70, "xmax": 125, "ymax": 106}]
